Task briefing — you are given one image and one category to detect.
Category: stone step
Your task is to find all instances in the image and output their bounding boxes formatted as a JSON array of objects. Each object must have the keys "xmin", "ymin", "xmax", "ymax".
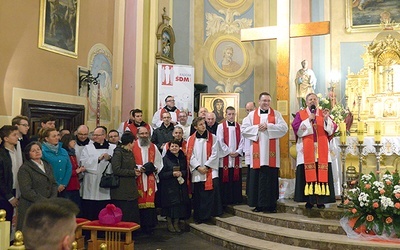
[
  {"xmin": 276, "ymin": 199, "xmax": 347, "ymax": 220},
  {"xmin": 215, "ymin": 215, "xmax": 400, "ymax": 250},
  {"xmin": 232, "ymin": 204, "xmax": 345, "ymax": 235},
  {"xmin": 190, "ymin": 222, "xmax": 310, "ymax": 250}
]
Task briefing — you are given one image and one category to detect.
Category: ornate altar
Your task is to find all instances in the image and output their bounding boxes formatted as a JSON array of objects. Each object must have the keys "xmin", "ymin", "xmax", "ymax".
[{"xmin": 346, "ymin": 30, "xmax": 400, "ymax": 136}]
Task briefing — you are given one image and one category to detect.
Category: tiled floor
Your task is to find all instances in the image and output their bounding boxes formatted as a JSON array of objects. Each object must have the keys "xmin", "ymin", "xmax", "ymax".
[{"xmin": 134, "ymin": 222, "xmax": 226, "ymax": 250}]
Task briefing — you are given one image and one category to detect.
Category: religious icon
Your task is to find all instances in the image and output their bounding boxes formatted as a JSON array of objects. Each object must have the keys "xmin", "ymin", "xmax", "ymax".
[
  {"xmin": 200, "ymin": 93, "xmax": 239, "ymax": 123},
  {"xmin": 212, "ymin": 98, "xmax": 225, "ymax": 123},
  {"xmin": 217, "ymin": 46, "xmax": 241, "ymax": 73}
]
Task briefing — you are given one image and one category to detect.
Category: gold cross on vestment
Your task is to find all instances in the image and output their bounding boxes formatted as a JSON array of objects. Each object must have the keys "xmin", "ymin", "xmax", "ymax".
[{"xmin": 240, "ymin": 0, "xmax": 330, "ymax": 178}]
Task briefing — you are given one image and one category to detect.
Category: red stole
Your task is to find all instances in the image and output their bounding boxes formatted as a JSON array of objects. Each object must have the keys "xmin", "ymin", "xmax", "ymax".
[
  {"xmin": 186, "ymin": 131, "xmax": 213, "ymax": 190},
  {"xmin": 299, "ymin": 109, "xmax": 329, "ymax": 184},
  {"xmin": 124, "ymin": 122, "xmax": 151, "ymax": 137},
  {"xmin": 222, "ymin": 121, "xmax": 240, "ymax": 182},
  {"xmin": 160, "ymin": 108, "xmax": 180, "ymax": 120},
  {"xmin": 252, "ymin": 108, "xmax": 277, "ymax": 169},
  {"xmin": 133, "ymin": 140, "xmax": 156, "ymax": 208}
]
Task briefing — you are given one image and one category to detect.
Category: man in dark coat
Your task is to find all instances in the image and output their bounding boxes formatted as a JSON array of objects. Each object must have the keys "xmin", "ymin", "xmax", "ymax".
[{"xmin": 151, "ymin": 112, "xmax": 174, "ymax": 152}]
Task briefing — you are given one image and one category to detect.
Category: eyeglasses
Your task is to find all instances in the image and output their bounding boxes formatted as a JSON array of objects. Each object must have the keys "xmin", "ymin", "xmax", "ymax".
[
  {"xmin": 92, "ymin": 134, "xmax": 104, "ymax": 137},
  {"xmin": 19, "ymin": 124, "xmax": 30, "ymax": 127},
  {"xmin": 163, "ymin": 116, "xmax": 172, "ymax": 119},
  {"xmin": 77, "ymin": 133, "xmax": 88, "ymax": 136}
]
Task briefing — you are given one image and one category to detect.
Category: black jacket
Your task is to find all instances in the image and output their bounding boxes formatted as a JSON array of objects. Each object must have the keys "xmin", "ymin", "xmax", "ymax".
[
  {"xmin": 151, "ymin": 123, "xmax": 174, "ymax": 152},
  {"xmin": 0, "ymin": 147, "xmax": 13, "ymax": 201},
  {"xmin": 159, "ymin": 150, "xmax": 189, "ymax": 208}
]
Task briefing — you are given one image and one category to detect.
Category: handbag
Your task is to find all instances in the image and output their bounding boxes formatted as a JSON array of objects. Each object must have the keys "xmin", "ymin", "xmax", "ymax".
[{"xmin": 100, "ymin": 163, "xmax": 120, "ymax": 188}]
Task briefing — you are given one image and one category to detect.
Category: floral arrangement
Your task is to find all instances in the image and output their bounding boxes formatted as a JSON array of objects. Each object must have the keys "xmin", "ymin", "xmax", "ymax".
[
  {"xmin": 344, "ymin": 170, "xmax": 400, "ymax": 237},
  {"xmin": 316, "ymin": 93, "xmax": 348, "ymax": 127}
]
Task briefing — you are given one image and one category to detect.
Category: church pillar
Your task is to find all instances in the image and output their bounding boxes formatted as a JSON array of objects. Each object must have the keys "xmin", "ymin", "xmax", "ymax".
[{"xmin": 112, "ymin": 0, "xmax": 126, "ymax": 129}]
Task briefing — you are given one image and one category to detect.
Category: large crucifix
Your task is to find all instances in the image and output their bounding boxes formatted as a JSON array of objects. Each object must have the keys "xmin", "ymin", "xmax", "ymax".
[{"xmin": 241, "ymin": 0, "xmax": 330, "ymax": 178}]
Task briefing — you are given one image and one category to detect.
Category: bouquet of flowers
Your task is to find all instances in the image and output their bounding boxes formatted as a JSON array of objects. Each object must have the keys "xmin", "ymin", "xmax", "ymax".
[
  {"xmin": 316, "ymin": 93, "xmax": 348, "ymax": 127},
  {"xmin": 344, "ymin": 170, "xmax": 400, "ymax": 237}
]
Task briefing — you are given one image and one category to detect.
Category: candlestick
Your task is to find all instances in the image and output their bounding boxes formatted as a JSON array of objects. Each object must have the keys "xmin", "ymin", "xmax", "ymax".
[
  {"xmin": 337, "ymin": 144, "xmax": 348, "ymax": 208},
  {"xmin": 373, "ymin": 144, "xmax": 383, "ymax": 181},
  {"xmin": 374, "ymin": 121, "xmax": 382, "ymax": 144},
  {"xmin": 357, "ymin": 143, "xmax": 365, "ymax": 180},
  {"xmin": 357, "ymin": 122, "xmax": 364, "ymax": 143},
  {"xmin": 339, "ymin": 122, "xmax": 347, "ymax": 144}
]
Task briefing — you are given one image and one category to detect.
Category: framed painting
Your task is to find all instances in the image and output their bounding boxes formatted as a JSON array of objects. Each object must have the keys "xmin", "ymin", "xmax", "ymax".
[
  {"xmin": 38, "ymin": 0, "xmax": 80, "ymax": 58},
  {"xmin": 200, "ymin": 93, "xmax": 240, "ymax": 123},
  {"xmin": 346, "ymin": 0, "xmax": 400, "ymax": 33},
  {"xmin": 156, "ymin": 8, "xmax": 175, "ymax": 63}
]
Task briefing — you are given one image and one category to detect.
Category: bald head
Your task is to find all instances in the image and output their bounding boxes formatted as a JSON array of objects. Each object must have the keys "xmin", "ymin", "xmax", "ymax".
[
  {"xmin": 245, "ymin": 102, "xmax": 256, "ymax": 114},
  {"xmin": 205, "ymin": 112, "xmax": 216, "ymax": 126}
]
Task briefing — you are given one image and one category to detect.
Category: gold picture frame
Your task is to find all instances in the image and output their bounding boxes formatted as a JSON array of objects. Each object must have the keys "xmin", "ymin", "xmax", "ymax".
[
  {"xmin": 38, "ymin": 0, "xmax": 80, "ymax": 58},
  {"xmin": 200, "ymin": 93, "xmax": 240, "ymax": 123},
  {"xmin": 203, "ymin": 34, "xmax": 253, "ymax": 83},
  {"xmin": 346, "ymin": 0, "xmax": 400, "ymax": 33}
]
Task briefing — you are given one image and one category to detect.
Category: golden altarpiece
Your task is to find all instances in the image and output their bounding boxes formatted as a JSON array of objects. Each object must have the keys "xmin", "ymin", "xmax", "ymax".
[{"xmin": 345, "ymin": 30, "xmax": 400, "ymax": 173}]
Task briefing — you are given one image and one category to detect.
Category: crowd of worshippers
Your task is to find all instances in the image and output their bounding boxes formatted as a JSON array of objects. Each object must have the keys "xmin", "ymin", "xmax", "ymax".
[{"xmin": 0, "ymin": 92, "xmax": 337, "ymax": 239}]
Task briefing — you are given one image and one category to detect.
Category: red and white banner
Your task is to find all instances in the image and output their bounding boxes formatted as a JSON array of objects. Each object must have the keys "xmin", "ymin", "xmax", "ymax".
[{"xmin": 157, "ymin": 63, "xmax": 194, "ymax": 122}]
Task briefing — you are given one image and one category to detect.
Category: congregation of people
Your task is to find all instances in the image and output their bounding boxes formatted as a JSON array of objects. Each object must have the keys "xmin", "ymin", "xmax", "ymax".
[{"xmin": 0, "ymin": 92, "xmax": 338, "ymax": 243}]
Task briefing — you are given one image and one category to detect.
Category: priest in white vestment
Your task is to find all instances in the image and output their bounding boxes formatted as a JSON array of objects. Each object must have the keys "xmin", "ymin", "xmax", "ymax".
[
  {"xmin": 80, "ymin": 127, "xmax": 116, "ymax": 220},
  {"xmin": 242, "ymin": 92, "xmax": 288, "ymax": 213}
]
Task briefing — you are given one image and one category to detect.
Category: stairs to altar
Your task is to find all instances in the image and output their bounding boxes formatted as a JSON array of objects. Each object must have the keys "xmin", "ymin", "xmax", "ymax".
[{"xmin": 189, "ymin": 200, "xmax": 400, "ymax": 250}]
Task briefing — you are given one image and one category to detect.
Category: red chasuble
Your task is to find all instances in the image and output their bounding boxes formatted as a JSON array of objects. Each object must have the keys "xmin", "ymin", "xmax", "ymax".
[
  {"xmin": 133, "ymin": 140, "xmax": 156, "ymax": 209},
  {"xmin": 186, "ymin": 131, "xmax": 213, "ymax": 190},
  {"xmin": 252, "ymin": 108, "xmax": 277, "ymax": 169},
  {"xmin": 299, "ymin": 109, "xmax": 329, "ymax": 185},
  {"xmin": 222, "ymin": 121, "xmax": 240, "ymax": 182}
]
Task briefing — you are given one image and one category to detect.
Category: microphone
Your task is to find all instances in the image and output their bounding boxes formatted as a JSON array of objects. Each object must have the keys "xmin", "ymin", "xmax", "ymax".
[
  {"xmin": 310, "ymin": 104, "xmax": 316, "ymax": 123},
  {"xmin": 310, "ymin": 104, "xmax": 316, "ymax": 114}
]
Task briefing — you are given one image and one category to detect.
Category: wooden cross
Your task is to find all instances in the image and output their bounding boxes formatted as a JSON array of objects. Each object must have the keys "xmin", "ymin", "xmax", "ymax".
[{"xmin": 241, "ymin": 0, "xmax": 330, "ymax": 178}]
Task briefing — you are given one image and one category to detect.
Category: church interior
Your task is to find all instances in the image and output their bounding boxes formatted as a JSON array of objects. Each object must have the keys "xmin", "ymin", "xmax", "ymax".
[{"xmin": 2, "ymin": 0, "xmax": 400, "ymax": 249}]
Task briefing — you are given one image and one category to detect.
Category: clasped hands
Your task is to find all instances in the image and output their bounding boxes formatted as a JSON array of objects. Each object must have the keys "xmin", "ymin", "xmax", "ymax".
[
  {"xmin": 258, "ymin": 122, "xmax": 268, "ymax": 132},
  {"xmin": 173, "ymin": 171, "xmax": 182, "ymax": 177},
  {"xmin": 197, "ymin": 166, "xmax": 209, "ymax": 174}
]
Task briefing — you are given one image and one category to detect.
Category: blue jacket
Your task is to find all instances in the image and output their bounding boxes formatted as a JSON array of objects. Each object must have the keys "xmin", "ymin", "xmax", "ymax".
[{"xmin": 41, "ymin": 142, "xmax": 72, "ymax": 186}]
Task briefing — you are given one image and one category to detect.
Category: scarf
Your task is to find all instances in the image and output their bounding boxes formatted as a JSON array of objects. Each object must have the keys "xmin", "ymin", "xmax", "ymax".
[
  {"xmin": 252, "ymin": 108, "xmax": 277, "ymax": 169},
  {"xmin": 186, "ymin": 131, "xmax": 213, "ymax": 190},
  {"xmin": 123, "ymin": 121, "xmax": 151, "ymax": 137},
  {"xmin": 222, "ymin": 121, "xmax": 240, "ymax": 182},
  {"xmin": 43, "ymin": 142, "xmax": 59, "ymax": 154},
  {"xmin": 133, "ymin": 140, "xmax": 157, "ymax": 208},
  {"xmin": 160, "ymin": 106, "xmax": 180, "ymax": 119},
  {"xmin": 299, "ymin": 108, "xmax": 329, "ymax": 196}
]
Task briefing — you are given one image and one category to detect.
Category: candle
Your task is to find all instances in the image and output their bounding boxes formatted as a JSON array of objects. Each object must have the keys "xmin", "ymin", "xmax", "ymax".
[
  {"xmin": 357, "ymin": 122, "xmax": 364, "ymax": 143},
  {"xmin": 374, "ymin": 121, "xmax": 382, "ymax": 144},
  {"xmin": 340, "ymin": 122, "xmax": 346, "ymax": 144}
]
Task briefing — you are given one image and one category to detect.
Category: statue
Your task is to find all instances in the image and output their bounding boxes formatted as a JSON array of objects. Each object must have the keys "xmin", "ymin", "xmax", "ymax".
[{"xmin": 295, "ymin": 60, "xmax": 317, "ymax": 100}]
